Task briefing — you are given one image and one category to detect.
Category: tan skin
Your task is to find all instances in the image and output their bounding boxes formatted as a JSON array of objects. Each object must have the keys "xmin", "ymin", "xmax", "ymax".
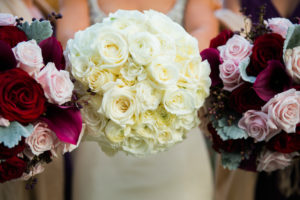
[
  {"xmin": 57, "ymin": 0, "xmax": 219, "ymax": 51},
  {"xmin": 224, "ymin": 0, "xmax": 300, "ymax": 18}
]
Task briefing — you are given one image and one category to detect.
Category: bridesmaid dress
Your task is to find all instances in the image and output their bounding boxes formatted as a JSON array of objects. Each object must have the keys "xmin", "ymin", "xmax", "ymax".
[{"xmin": 71, "ymin": 1, "xmax": 216, "ymax": 200}]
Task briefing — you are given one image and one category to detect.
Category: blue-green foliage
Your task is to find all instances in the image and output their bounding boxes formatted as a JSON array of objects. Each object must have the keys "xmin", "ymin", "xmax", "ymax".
[
  {"xmin": 221, "ymin": 151, "xmax": 242, "ymax": 170},
  {"xmin": 18, "ymin": 20, "xmax": 53, "ymax": 43}
]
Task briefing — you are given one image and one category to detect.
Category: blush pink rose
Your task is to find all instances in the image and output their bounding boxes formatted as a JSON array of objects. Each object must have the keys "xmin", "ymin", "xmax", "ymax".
[
  {"xmin": 0, "ymin": 13, "xmax": 16, "ymax": 26},
  {"xmin": 218, "ymin": 35, "xmax": 253, "ymax": 64},
  {"xmin": 257, "ymin": 151, "xmax": 297, "ymax": 172},
  {"xmin": 238, "ymin": 110, "xmax": 280, "ymax": 142},
  {"xmin": 36, "ymin": 62, "xmax": 74, "ymax": 105},
  {"xmin": 25, "ymin": 122, "xmax": 58, "ymax": 156},
  {"xmin": 13, "ymin": 40, "xmax": 43, "ymax": 76},
  {"xmin": 267, "ymin": 18, "xmax": 293, "ymax": 39},
  {"xmin": 262, "ymin": 89, "xmax": 300, "ymax": 133},
  {"xmin": 20, "ymin": 163, "xmax": 45, "ymax": 181},
  {"xmin": 284, "ymin": 46, "xmax": 300, "ymax": 83},
  {"xmin": 0, "ymin": 116, "xmax": 10, "ymax": 127},
  {"xmin": 219, "ymin": 59, "xmax": 242, "ymax": 91}
]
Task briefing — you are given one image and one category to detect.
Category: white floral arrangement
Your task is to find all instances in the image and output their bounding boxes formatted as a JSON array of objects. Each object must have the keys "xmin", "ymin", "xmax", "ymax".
[{"xmin": 65, "ymin": 10, "xmax": 211, "ymax": 156}]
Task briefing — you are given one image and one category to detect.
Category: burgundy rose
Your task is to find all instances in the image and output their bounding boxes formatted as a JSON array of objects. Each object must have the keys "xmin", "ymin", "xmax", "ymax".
[
  {"xmin": 0, "ymin": 68, "xmax": 46, "ymax": 123},
  {"xmin": 0, "ymin": 26, "xmax": 27, "ymax": 47},
  {"xmin": 209, "ymin": 30, "xmax": 234, "ymax": 49},
  {"xmin": 247, "ymin": 33, "xmax": 284, "ymax": 76},
  {"xmin": 0, "ymin": 40, "xmax": 17, "ymax": 72},
  {"xmin": 253, "ymin": 60, "xmax": 292, "ymax": 101},
  {"xmin": 39, "ymin": 37, "xmax": 65, "ymax": 70},
  {"xmin": 229, "ymin": 82, "xmax": 266, "ymax": 114},
  {"xmin": 0, "ymin": 139, "xmax": 25, "ymax": 159},
  {"xmin": 0, "ymin": 156, "xmax": 27, "ymax": 183},
  {"xmin": 200, "ymin": 48, "xmax": 222, "ymax": 86}
]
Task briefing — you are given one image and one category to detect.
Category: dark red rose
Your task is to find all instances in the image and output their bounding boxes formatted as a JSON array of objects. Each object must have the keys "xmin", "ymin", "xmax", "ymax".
[
  {"xmin": 39, "ymin": 36, "xmax": 65, "ymax": 70},
  {"xmin": 0, "ymin": 68, "xmax": 46, "ymax": 123},
  {"xmin": 0, "ymin": 26, "xmax": 27, "ymax": 47},
  {"xmin": 209, "ymin": 30, "xmax": 234, "ymax": 49},
  {"xmin": 292, "ymin": 84, "xmax": 300, "ymax": 90},
  {"xmin": 200, "ymin": 48, "xmax": 222, "ymax": 86},
  {"xmin": 247, "ymin": 33, "xmax": 284, "ymax": 76},
  {"xmin": 0, "ymin": 156, "xmax": 27, "ymax": 183},
  {"xmin": 0, "ymin": 40, "xmax": 17, "ymax": 72},
  {"xmin": 229, "ymin": 82, "xmax": 266, "ymax": 114},
  {"xmin": 0, "ymin": 139, "xmax": 25, "ymax": 159},
  {"xmin": 253, "ymin": 60, "xmax": 292, "ymax": 101}
]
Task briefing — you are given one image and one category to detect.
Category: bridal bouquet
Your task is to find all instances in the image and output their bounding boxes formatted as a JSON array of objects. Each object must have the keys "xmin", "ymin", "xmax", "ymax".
[
  {"xmin": 201, "ymin": 17, "xmax": 300, "ymax": 172},
  {"xmin": 66, "ymin": 10, "xmax": 211, "ymax": 156},
  {"xmin": 0, "ymin": 13, "xmax": 82, "ymax": 183}
]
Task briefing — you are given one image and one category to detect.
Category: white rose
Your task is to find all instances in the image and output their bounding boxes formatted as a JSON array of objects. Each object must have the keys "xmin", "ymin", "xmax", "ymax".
[
  {"xmin": 120, "ymin": 58, "xmax": 147, "ymax": 81},
  {"xmin": 99, "ymin": 86, "xmax": 139, "ymax": 126},
  {"xmin": 147, "ymin": 58, "xmax": 179, "ymax": 88},
  {"xmin": 163, "ymin": 88, "xmax": 195, "ymax": 115},
  {"xmin": 13, "ymin": 40, "xmax": 43, "ymax": 76},
  {"xmin": 175, "ymin": 111, "xmax": 200, "ymax": 131},
  {"xmin": 135, "ymin": 81, "xmax": 161, "ymax": 111},
  {"xmin": 284, "ymin": 47, "xmax": 300, "ymax": 83},
  {"xmin": 181, "ymin": 58, "xmax": 211, "ymax": 85},
  {"xmin": 128, "ymin": 32, "xmax": 160, "ymax": 65},
  {"xmin": 104, "ymin": 120, "xmax": 129, "ymax": 143},
  {"xmin": 134, "ymin": 111, "xmax": 159, "ymax": 139},
  {"xmin": 87, "ymin": 68, "xmax": 116, "ymax": 93},
  {"xmin": 175, "ymin": 36, "xmax": 200, "ymax": 63},
  {"xmin": 122, "ymin": 136, "xmax": 152, "ymax": 156},
  {"xmin": 156, "ymin": 34, "xmax": 176, "ymax": 61},
  {"xmin": 97, "ymin": 27, "xmax": 129, "ymax": 69}
]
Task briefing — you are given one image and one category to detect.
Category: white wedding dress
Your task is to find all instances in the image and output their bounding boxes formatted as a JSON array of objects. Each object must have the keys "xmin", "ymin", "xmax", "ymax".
[{"xmin": 72, "ymin": 1, "xmax": 214, "ymax": 200}]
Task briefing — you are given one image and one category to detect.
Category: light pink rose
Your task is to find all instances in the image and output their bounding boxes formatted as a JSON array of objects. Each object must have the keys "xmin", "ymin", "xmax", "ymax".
[
  {"xmin": 219, "ymin": 59, "xmax": 242, "ymax": 91},
  {"xmin": 257, "ymin": 151, "xmax": 297, "ymax": 172},
  {"xmin": 20, "ymin": 163, "xmax": 45, "ymax": 181},
  {"xmin": 262, "ymin": 89, "xmax": 300, "ymax": 133},
  {"xmin": 238, "ymin": 110, "xmax": 280, "ymax": 142},
  {"xmin": 36, "ymin": 62, "xmax": 74, "ymax": 105},
  {"xmin": 26, "ymin": 122, "xmax": 58, "ymax": 156},
  {"xmin": 13, "ymin": 40, "xmax": 44, "ymax": 76},
  {"xmin": 267, "ymin": 18, "xmax": 293, "ymax": 39},
  {"xmin": 218, "ymin": 35, "xmax": 253, "ymax": 64},
  {"xmin": 0, "ymin": 13, "xmax": 16, "ymax": 26},
  {"xmin": 284, "ymin": 46, "xmax": 300, "ymax": 83},
  {"xmin": 0, "ymin": 116, "xmax": 10, "ymax": 127}
]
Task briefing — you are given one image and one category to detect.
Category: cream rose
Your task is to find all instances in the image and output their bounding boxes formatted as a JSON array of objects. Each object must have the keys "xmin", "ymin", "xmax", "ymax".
[
  {"xmin": 262, "ymin": 89, "xmax": 300, "ymax": 133},
  {"xmin": 163, "ymin": 88, "xmax": 195, "ymax": 115},
  {"xmin": 122, "ymin": 136, "xmax": 152, "ymax": 156},
  {"xmin": 218, "ymin": 35, "xmax": 253, "ymax": 64},
  {"xmin": 128, "ymin": 32, "xmax": 160, "ymax": 65},
  {"xmin": 219, "ymin": 59, "xmax": 242, "ymax": 91},
  {"xmin": 87, "ymin": 68, "xmax": 116, "ymax": 93},
  {"xmin": 284, "ymin": 47, "xmax": 300, "ymax": 83},
  {"xmin": 13, "ymin": 40, "xmax": 43, "ymax": 76},
  {"xmin": 174, "ymin": 111, "xmax": 200, "ymax": 131},
  {"xmin": 257, "ymin": 151, "xmax": 297, "ymax": 172},
  {"xmin": 147, "ymin": 58, "xmax": 179, "ymax": 88},
  {"xmin": 135, "ymin": 81, "xmax": 161, "ymax": 111},
  {"xmin": 120, "ymin": 59, "xmax": 147, "ymax": 81},
  {"xmin": 99, "ymin": 86, "xmax": 139, "ymax": 125},
  {"xmin": 267, "ymin": 18, "xmax": 293, "ymax": 38},
  {"xmin": 0, "ymin": 13, "xmax": 16, "ymax": 26},
  {"xmin": 104, "ymin": 120, "xmax": 129, "ymax": 143},
  {"xmin": 36, "ymin": 62, "xmax": 74, "ymax": 105},
  {"xmin": 25, "ymin": 122, "xmax": 57, "ymax": 156},
  {"xmin": 238, "ymin": 110, "xmax": 279, "ymax": 142}
]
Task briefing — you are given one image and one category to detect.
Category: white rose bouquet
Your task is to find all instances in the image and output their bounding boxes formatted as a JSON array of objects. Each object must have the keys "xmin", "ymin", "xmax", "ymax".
[{"xmin": 65, "ymin": 10, "xmax": 211, "ymax": 156}]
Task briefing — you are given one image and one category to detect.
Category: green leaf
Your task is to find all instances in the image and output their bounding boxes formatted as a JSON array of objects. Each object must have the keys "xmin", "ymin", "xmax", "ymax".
[
  {"xmin": 284, "ymin": 25, "xmax": 300, "ymax": 52},
  {"xmin": 0, "ymin": 122, "xmax": 34, "ymax": 148},
  {"xmin": 18, "ymin": 20, "xmax": 53, "ymax": 43},
  {"xmin": 221, "ymin": 151, "xmax": 242, "ymax": 170},
  {"xmin": 239, "ymin": 56, "xmax": 256, "ymax": 83}
]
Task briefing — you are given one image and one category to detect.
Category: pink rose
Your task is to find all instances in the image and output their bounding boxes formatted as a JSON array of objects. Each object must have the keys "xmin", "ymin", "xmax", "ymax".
[
  {"xmin": 36, "ymin": 62, "xmax": 74, "ymax": 105},
  {"xmin": 238, "ymin": 110, "xmax": 279, "ymax": 142},
  {"xmin": 257, "ymin": 151, "xmax": 297, "ymax": 172},
  {"xmin": 13, "ymin": 40, "xmax": 44, "ymax": 76},
  {"xmin": 284, "ymin": 46, "xmax": 300, "ymax": 83},
  {"xmin": 20, "ymin": 163, "xmax": 45, "ymax": 181},
  {"xmin": 0, "ymin": 13, "xmax": 16, "ymax": 26},
  {"xmin": 219, "ymin": 59, "xmax": 242, "ymax": 91},
  {"xmin": 267, "ymin": 18, "xmax": 293, "ymax": 39},
  {"xmin": 218, "ymin": 35, "xmax": 253, "ymax": 64},
  {"xmin": 0, "ymin": 116, "xmax": 10, "ymax": 127},
  {"xmin": 262, "ymin": 89, "xmax": 300, "ymax": 133},
  {"xmin": 25, "ymin": 122, "xmax": 58, "ymax": 156}
]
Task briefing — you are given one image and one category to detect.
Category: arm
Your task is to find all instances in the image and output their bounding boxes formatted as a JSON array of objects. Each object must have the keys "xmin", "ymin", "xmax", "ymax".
[
  {"xmin": 184, "ymin": 0, "xmax": 220, "ymax": 51},
  {"xmin": 223, "ymin": 0, "xmax": 241, "ymax": 14},
  {"xmin": 56, "ymin": 0, "xmax": 90, "ymax": 48}
]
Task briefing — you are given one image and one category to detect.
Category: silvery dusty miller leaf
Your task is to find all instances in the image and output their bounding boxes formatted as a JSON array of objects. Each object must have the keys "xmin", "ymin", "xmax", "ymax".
[
  {"xmin": 18, "ymin": 20, "xmax": 53, "ymax": 43},
  {"xmin": 221, "ymin": 151, "xmax": 242, "ymax": 170}
]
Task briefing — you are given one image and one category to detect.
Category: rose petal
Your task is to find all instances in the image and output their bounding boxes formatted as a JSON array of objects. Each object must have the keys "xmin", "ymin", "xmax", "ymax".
[
  {"xmin": 0, "ymin": 40, "xmax": 17, "ymax": 71},
  {"xmin": 41, "ymin": 105, "xmax": 82, "ymax": 145},
  {"xmin": 39, "ymin": 36, "xmax": 65, "ymax": 70}
]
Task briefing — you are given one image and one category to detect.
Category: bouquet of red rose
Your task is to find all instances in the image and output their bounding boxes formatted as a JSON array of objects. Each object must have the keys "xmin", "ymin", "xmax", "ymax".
[
  {"xmin": 0, "ymin": 13, "xmax": 82, "ymax": 183},
  {"xmin": 201, "ymin": 17, "xmax": 300, "ymax": 172}
]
